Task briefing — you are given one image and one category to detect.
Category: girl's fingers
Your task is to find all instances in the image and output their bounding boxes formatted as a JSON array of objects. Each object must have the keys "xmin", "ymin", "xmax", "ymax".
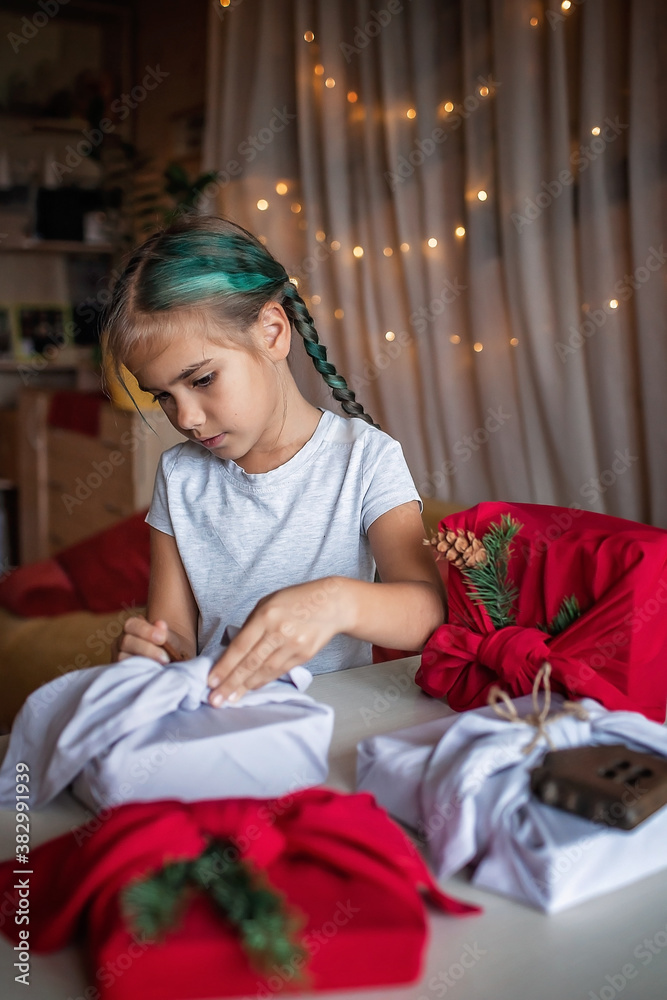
[
  {"xmin": 208, "ymin": 646, "xmax": 297, "ymax": 706},
  {"xmin": 118, "ymin": 633, "xmax": 170, "ymax": 664}
]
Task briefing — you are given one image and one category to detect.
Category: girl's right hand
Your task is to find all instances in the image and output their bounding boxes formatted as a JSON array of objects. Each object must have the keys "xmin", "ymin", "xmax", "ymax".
[{"xmin": 112, "ymin": 616, "xmax": 172, "ymax": 664}]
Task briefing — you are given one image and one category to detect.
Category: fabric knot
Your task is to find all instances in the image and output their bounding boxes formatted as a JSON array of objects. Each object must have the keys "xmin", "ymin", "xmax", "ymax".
[
  {"xmin": 488, "ymin": 661, "xmax": 590, "ymax": 755},
  {"xmin": 477, "ymin": 626, "xmax": 551, "ymax": 685}
]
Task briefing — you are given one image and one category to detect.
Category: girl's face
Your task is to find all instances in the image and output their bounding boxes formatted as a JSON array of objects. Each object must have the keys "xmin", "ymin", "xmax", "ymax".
[{"xmin": 132, "ymin": 315, "xmax": 288, "ymax": 467}]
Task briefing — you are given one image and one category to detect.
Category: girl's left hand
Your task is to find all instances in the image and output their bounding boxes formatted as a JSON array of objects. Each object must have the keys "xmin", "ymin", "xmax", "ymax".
[{"xmin": 206, "ymin": 577, "xmax": 348, "ymax": 705}]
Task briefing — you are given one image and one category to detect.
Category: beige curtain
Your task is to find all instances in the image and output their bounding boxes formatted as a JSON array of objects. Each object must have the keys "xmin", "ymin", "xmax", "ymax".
[{"xmin": 202, "ymin": 0, "xmax": 667, "ymax": 525}]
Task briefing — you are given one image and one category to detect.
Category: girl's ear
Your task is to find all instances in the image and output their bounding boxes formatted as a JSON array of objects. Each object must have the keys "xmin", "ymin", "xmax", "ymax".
[{"xmin": 257, "ymin": 302, "xmax": 292, "ymax": 360}]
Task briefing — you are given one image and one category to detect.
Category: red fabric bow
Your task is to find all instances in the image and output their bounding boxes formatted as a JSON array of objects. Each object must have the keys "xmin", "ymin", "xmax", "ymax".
[
  {"xmin": 0, "ymin": 789, "xmax": 479, "ymax": 1000},
  {"xmin": 417, "ymin": 502, "xmax": 667, "ymax": 722}
]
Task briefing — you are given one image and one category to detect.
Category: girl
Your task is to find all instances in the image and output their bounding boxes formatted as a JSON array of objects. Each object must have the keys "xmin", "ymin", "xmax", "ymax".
[{"xmin": 104, "ymin": 215, "xmax": 446, "ymax": 706}]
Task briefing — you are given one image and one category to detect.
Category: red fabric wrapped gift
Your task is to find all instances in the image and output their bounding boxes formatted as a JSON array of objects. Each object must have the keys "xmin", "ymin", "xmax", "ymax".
[
  {"xmin": 0, "ymin": 788, "xmax": 479, "ymax": 1000},
  {"xmin": 416, "ymin": 502, "xmax": 667, "ymax": 723}
]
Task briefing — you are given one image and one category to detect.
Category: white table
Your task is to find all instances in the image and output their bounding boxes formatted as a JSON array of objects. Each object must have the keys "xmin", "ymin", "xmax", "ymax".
[{"xmin": 1, "ymin": 656, "xmax": 666, "ymax": 1000}]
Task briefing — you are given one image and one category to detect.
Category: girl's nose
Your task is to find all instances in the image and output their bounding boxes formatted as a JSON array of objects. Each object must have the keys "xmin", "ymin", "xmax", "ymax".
[{"xmin": 175, "ymin": 396, "xmax": 205, "ymax": 431}]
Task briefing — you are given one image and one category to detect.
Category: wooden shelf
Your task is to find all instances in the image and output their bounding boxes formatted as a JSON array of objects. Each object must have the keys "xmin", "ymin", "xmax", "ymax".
[{"xmin": 0, "ymin": 239, "xmax": 116, "ymax": 255}]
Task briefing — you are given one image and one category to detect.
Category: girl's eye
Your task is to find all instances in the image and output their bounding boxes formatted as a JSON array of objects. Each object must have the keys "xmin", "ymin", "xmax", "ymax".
[
  {"xmin": 193, "ymin": 372, "xmax": 216, "ymax": 389},
  {"xmin": 151, "ymin": 391, "xmax": 169, "ymax": 403}
]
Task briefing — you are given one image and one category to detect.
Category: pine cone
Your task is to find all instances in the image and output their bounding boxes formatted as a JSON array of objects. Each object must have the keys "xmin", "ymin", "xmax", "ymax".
[{"xmin": 424, "ymin": 526, "xmax": 487, "ymax": 569}]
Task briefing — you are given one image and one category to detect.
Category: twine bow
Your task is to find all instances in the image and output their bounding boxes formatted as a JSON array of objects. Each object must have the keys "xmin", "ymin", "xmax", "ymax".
[{"xmin": 487, "ymin": 661, "xmax": 589, "ymax": 755}]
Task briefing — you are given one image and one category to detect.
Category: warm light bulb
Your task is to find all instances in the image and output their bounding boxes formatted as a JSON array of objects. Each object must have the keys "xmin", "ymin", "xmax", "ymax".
[
  {"xmin": 561, "ymin": 1, "xmax": 572, "ymax": 9},
  {"xmin": 406, "ymin": 108, "xmax": 417, "ymax": 119},
  {"xmin": 400, "ymin": 242, "xmax": 410, "ymax": 252},
  {"xmin": 473, "ymin": 342, "xmax": 483, "ymax": 352},
  {"xmin": 609, "ymin": 299, "xmax": 619, "ymax": 309},
  {"xmin": 383, "ymin": 247, "xmax": 393, "ymax": 257},
  {"xmin": 510, "ymin": 337, "xmax": 519, "ymax": 346},
  {"xmin": 455, "ymin": 226, "xmax": 466, "ymax": 237},
  {"xmin": 591, "ymin": 126, "xmax": 601, "ymax": 136},
  {"xmin": 385, "ymin": 331, "xmax": 395, "ymax": 342},
  {"xmin": 291, "ymin": 202, "xmax": 302, "ymax": 213},
  {"xmin": 443, "ymin": 101, "xmax": 454, "ymax": 113},
  {"xmin": 479, "ymin": 86, "xmax": 489, "ymax": 97},
  {"xmin": 304, "ymin": 30, "xmax": 314, "ymax": 42},
  {"xmin": 314, "ymin": 64, "xmax": 324, "ymax": 76},
  {"xmin": 257, "ymin": 235, "xmax": 267, "ymax": 244},
  {"xmin": 275, "ymin": 181, "xmax": 288, "ymax": 195},
  {"xmin": 353, "ymin": 246, "xmax": 364, "ymax": 258},
  {"xmin": 347, "ymin": 91, "xmax": 358, "ymax": 103},
  {"xmin": 477, "ymin": 190, "xmax": 488, "ymax": 201},
  {"xmin": 325, "ymin": 77, "xmax": 336, "ymax": 88},
  {"xmin": 330, "ymin": 240, "xmax": 341, "ymax": 251},
  {"xmin": 220, "ymin": 0, "xmax": 231, "ymax": 6},
  {"xmin": 450, "ymin": 334, "xmax": 461, "ymax": 344},
  {"xmin": 334, "ymin": 308, "xmax": 344, "ymax": 319},
  {"xmin": 315, "ymin": 230, "xmax": 326, "ymax": 242},
  {"xmin": 289, "ymin": 277, "xmax": 299, "ymax": 287},
  {"xmin": 257, "ymin": 199, "xmax": 269, "ymax": 211},
  {"xmin": 427, "ymin": 237, "xmax": 438, "ymax": 248},
  {"xmin": 530, "ymin": 16, "xmax": 539, "ymax": 26},
  {"xmin": 311, "ymin": 294, "xmax": 321, "ymax": 305}
]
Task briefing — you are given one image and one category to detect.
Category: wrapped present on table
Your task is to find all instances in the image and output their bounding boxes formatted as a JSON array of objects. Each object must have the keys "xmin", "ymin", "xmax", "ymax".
[
  {"xmin": 0, "ymin": 789, "xmax": 479, "ymax": 999},
  {"xmin": 417, "ymin": 502, "xmax": 667, "ymax": 723},
  {"xmin": 358, "ymin": 666, "xmax": 667, "ymax": 913},
  {"xmin": 0, "ymin": 647, "xmax": 334, "ymax": 811}
]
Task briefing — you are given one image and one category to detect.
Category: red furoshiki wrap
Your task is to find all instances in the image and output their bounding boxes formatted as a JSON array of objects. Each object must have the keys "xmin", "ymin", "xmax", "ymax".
[
  {"xmin": 416, "ymin": 502, "xmax": 667, "ymax": 723},
  {"xmin": 0, "ymin": 788, "xmax": 479, "ymax": 1000}
]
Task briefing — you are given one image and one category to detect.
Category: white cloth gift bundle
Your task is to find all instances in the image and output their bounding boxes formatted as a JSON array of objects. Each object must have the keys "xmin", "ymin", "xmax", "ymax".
[
  {"xmin": 357, "ymin": 688, "xmax": 667, "ymax": 913},
  {"xmin": 0, "ymin": 645, "xmax": 334, "ymax": 813}
]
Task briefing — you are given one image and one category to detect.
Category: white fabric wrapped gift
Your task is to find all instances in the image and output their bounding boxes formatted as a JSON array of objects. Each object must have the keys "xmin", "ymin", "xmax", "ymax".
[
  {"xmin": 0, "ymin": 649, "xmax": 333, "ymax": 813},
  {"xmin": 357, "ymin": 693, "xmax": 667, "ymax": 913}
]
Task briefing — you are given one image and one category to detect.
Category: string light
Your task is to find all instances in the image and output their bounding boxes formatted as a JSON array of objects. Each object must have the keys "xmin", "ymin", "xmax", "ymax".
[
  {"xmin": 304, "ymin": 30, "xmax": 314, "ymax": 42},
  {"xmin": 314, "ymin": 64, "xmax": 324, "ymax": 76},
  {"xmin": 311, "ymin": 294, "xmax": 321, "ymax": 305},
  {"xmin": 289, "ymin": 276, "xmax": 299, "ymax": 287},
  {"xmin": 257, "ymin": 235, "xmax": 267, "ymax": 244},
  {"xmin": 334, "ymin": 308, "xmax": 344, "ymax": 319},
  {"xmin": 400, "ymin": 242, "xmax": 410, "ymax": 252},
  {"xmin": 473, "ymin": 342, "xmax": 484, "ymax": 352},
  {"xmin": 510, "ymin": 337, "xmax": 519, "ymax": 346},
  {"xmin": 427, "ymin": 237, "xmax": 438, "ymax": 248},
  {"xmin": 385, "ymin": 331, "xmax": 395, "ymax": 342},
  {"xmin": 275, "ymin": 181, "xmax": 288, "ymax": 195},
  {"xmin": 325, "ymin": 77, "xmax": 336, "ymax": 88},
  {"xmin": 406, "ymin": 108, "xmax": 417, "ymax": 119},
  {"xmin": 450, "ymin": 335, "xmax": 461, "ymax": 344},
  {"xmin": 291, "ymin": 202, "xmax": 302, "ymax": 213},
  {"xmin": 591, "ymin": 125, "xmax": 601, "ymax": 135},
  {"xmin": 383, "ymin": 247, "xmax": 393, "ymax": 256},
  {"xmin": 530, "ymin": 16, "xmax": 539, "ymax": 26},
  {"xmin": 257, "ymin": 199, "xmax": 269, "ymax": 211},
  {"xmin": 561, "ymin": 1, "xmax": 572, "ymax": 9},
  {"xmin": 477, "ymin": 190, "xmax": 488, "ymax": 201},
  {"xmin": 347, "ymin": 91, "xmax": 358, "ymax": 103},
  {"xmin": 455, "ymin": 226, "xmax": 466, "ymax": 237},
  {"xmin": 220, "ymin": 0, "xmax": 231, "ymax": 6},
  {"xmin": 479, "ymin": 85, "xmax": 489, "ymax": 97},
  {"xmin": 315, "ymin": 229, "xmax": 326, "ymax": 242},
  {"xmin": 443, "ymin": 101, "xmax": 454, "ymax": 113},
  {"xmin": 609, "ymin": 299, "xmax": 619, "ymax": 309},
  {"xmin": 353, "ymin": 246, "xmax": 364, "ymax": 258},
  {"xmin": 330, "ymin": 240, "xmax": 341, "ymax": 251}
]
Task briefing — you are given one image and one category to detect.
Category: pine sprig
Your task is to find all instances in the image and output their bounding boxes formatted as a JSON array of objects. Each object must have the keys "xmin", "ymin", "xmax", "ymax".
[
  {"xmin": 460, "ymin": 515, "xmax": 522, "ymax": 629},
  {"xmin": 120, "ymin": 839, "xmax": 307, "ymax": 976},
  {"xmin": 537, "ymin": 595, "xmax": 581, "ymax": 636}
]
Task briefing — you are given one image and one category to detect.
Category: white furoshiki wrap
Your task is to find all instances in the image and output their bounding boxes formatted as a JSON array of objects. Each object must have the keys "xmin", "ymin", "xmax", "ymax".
[
  {"xmin": 0, "ymin": 650, "xmax": 334, "ymax": 813},
  {"xmin": 357, "ymin": 695, "xmax": 667, "ymax": 913}
]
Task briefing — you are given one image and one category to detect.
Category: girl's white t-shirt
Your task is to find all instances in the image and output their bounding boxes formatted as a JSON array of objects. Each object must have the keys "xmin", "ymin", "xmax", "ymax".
[{"xmin": 146, "ymin": 407, "xmax": 422, "ymax": 674}]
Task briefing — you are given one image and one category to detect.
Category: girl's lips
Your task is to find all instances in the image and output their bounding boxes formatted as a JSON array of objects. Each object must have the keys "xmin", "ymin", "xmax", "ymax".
[{"xmin": 198, "ymin": 432, "xmax": 226, "ymax": 448}]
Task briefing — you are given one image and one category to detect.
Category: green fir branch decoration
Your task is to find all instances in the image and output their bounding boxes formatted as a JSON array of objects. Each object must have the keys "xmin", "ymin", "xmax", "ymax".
[
  {"xmin": 460, "ymin": 514, "xmax": 523, "ymax": 630},
  {"xmin": 537, "ymin": 594, "xmax": 582, "ymax": 636},
  {"xmin": 120, "ymin": 839, "xmax": 307, "ymax": 976}
]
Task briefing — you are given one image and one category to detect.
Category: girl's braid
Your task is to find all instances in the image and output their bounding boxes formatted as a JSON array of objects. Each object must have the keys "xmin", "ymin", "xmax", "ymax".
[{"xmin": 282, "ymin": 282, "xmax": 379, "ymax": 429}]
